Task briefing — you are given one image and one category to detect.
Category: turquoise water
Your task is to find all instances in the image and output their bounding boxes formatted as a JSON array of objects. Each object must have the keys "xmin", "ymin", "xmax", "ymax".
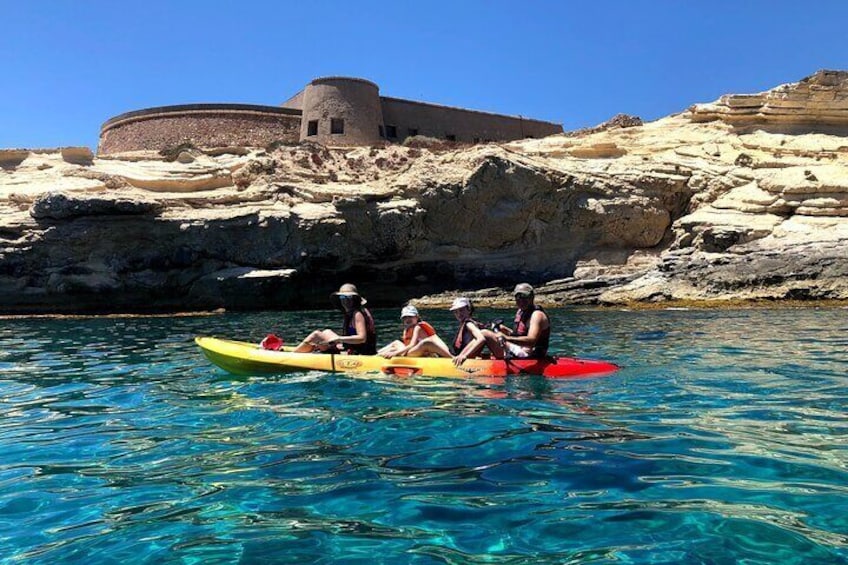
[{"xmin": 0, "ymin": 307, "xmax": 845, "ymax": 564}]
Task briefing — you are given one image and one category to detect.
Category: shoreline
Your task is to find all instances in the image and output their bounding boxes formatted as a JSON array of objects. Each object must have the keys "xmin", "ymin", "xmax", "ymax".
[
  {"xmin": 587, "ymin": 299, "xmax": 848, "ymax": 311},
  {"xmin": 0, "ymin": 299, "xmax": 844, "ymax": 320},
  {"xmin": 0, "ymin": 309, "xmax": 226, "ymax": 321},
  {"xmin": 421, "ymin": 298, "xmax": 848, "ymax": 311}
]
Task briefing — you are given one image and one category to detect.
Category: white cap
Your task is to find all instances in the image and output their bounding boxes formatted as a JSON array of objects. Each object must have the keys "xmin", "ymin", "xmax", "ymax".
[
  {"xmin": 513, "ymin": 282, "xmax": 534, "ymax": 296},
  {"xmin": 449, "ymin": 297, "xmax": 471, "ymax": 311},
  {"xmin": 400, "ymin": 305, "xmax": 419, "ymax": 318}
]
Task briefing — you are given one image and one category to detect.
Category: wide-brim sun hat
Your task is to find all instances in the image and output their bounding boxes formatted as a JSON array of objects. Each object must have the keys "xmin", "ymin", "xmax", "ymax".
[
  {"xmin": 513, "ymin": 283, "xmax": 534, "ymax": 296},
  {"xmin": 400, "ymin": 305, "xmax": 419, "ymax": 318},
  {"xmin": 330, "ymin": 283, "xmax": 367, "ymax": 307},
  {"xmin": 449, "ymin": 297, "xmax": 471, "ymax": 311}
]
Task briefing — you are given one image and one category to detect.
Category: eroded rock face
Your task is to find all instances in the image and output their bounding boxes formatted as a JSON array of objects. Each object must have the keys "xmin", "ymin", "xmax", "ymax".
[
  {"xmin": 690, "ymin": 70, "xmax": 848, "ymax": 135},
  {"xmin": 0, "ymin": 71, "xmax": 847, "ymax": 312},
  {"xmin": 30, "ymin": 192, "xmax": 163, "ymax": 219}
]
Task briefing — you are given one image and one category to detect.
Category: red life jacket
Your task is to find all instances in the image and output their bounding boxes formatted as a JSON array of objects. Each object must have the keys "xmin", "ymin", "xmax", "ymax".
[
  {"xmin": 452, "ymin": 318, "xmax": 483, "ymax": 355},
  {"xmin": 402, "ymin": 321, "xmax": 436, "ymax": 345},
  {"xmin": 513, "ymin": 305, "xmax": 550, "ymax": 358},
  {"xmin": 342, "ymin": 307, "xmax": 377, "ymax": 355}
]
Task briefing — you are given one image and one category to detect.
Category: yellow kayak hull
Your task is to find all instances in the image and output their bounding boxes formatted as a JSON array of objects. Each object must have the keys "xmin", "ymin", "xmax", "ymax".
[{"xmin": 195, "ymin": 337, "xmax": 619, "ymax": 379}]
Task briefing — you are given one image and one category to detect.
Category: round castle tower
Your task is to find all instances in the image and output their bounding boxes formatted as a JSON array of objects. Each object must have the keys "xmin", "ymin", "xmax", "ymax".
[{"xmin": 299, "ymin": 77, "xmax": 383, "ymax": 146}]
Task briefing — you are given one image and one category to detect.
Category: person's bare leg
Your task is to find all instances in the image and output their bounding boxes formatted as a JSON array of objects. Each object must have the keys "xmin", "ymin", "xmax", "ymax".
[
  {"xmin": 378, "ymin": 340, "xmax": 404, "ymax": 358},
  {"xmin": 406, "ymin": 336, "xmax": 452, "ymax": 358},
  {"xmin": 293, "ymin": 329, "xmax": 338, "ymax": 353},
  {"xmin": 480, "ymin": 329, "xmax": 506, "ymax": 359}
]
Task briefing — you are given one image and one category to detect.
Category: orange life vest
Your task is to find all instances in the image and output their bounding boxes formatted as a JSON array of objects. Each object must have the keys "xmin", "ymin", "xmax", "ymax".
[{"xmin": 402, "ymin": 321, "xmax": 436, "ymax": 345}]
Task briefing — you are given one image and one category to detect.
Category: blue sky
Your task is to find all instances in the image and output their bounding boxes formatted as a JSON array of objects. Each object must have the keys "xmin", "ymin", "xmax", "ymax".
[{"xmin": 2, "ymin": 0, "xmax": 847, "ymax": 150}]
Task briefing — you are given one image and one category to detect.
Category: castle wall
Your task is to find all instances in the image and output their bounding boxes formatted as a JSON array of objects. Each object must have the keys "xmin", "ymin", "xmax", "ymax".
[
  {"xmin": 98, "ymin": 78, "xmax": 565, "ymax": 154},
  {"xmin": 281, "ymin": 89, "xmax": 304, "ymax": 110},
  {"xmin": 379, "ymin": 97, "xmax": 562, "ymax": 143},
  {"xmin": 98, "ymin": 104, "xmax": 302, "ymax": 155},
  {"xmin": 299, "ymin": 77, "xmax": 383, "ymax": 146}
]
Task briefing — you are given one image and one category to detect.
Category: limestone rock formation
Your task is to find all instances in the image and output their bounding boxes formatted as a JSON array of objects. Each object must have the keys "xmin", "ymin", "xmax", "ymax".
[
  {"xmin": 0, "ymin": 71, "xmax": 846, "ymax": 312},
  {"xmin": 690, "ymin": 70, "xmax": 848, "ymax": 135},
  {"xmin": 565, "ymin": 113, "xmax": 643, "ymax": 137}
]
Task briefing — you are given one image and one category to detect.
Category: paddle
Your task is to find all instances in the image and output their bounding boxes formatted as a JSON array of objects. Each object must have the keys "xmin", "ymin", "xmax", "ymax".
[
  {"xmin": 499, "ymin": 335, "xmax": 513, "ymax": 360},
  {"xmin": 497, "ymin": 334, "xmax": 527, "ymax": 375}
]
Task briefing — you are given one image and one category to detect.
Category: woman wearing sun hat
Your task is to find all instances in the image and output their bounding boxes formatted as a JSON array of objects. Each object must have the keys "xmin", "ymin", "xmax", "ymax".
[
  {"xmin": 405, "ymin": 297, "xmax": 487, "ymax": 367},
  {"xmin": 377, "ymin": 304, "xmax": 438, "ymax": 358},
  {"xmin": 293, "ymin": 283, "xmax": 377, "ymax": 354}
]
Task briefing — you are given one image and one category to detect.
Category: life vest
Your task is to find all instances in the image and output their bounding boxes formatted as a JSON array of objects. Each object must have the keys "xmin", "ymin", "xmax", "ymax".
[
  {"xmin": 402, "ymin": 321, "xmax": 436, "ymax": 345},
  {"xmin": 513, "ymin": 305, "xmax": 550, "ymax": 358},
  {"xmin": 342, "ymin": 307, "xmax": 377, "ymax": 355},
  {"xmin": 452, "ymin": 318, "xmax": 483, "ymax": 355}
]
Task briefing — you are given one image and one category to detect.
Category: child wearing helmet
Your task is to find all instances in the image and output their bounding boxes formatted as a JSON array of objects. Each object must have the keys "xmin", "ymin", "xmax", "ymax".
[{"xmin": 377, "ymin": 304, "xmax": 437, "ymax": 358}]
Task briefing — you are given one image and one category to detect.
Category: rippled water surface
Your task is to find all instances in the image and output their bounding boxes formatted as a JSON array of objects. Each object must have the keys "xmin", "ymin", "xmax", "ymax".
[{"xmin": 0, "ymin": 307, "xmax": 846, "ymax": 564}]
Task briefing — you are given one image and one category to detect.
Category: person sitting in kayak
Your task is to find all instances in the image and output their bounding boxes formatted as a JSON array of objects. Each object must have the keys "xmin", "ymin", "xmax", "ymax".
[
  {"xmin": 377, "ymin": 304, "xmax": 437, "ymax": 358},
  {"xmin": 293, "ymin": 283, "xmax": 377, "ymax": 355},
  {"xmin": 405, "ymin": 297, "xmax": 487, "ymax": 366},
  {"xmin": 482, "ymin": 283, "xmax": 550, "ymax": 359}
]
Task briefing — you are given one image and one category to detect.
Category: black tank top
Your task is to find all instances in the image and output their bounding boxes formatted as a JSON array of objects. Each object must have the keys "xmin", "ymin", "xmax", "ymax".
[
  {"xmin": 452, "ymin": 318, "xmax": 483, "ymax": 355},
  {"xmin": 342, "ymin": 308, "xmax": 377, "ymax": 355}
]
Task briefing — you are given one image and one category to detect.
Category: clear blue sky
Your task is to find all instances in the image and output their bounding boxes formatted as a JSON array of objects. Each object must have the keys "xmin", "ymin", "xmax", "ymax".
[{"xmin": 3, "ymin": 0, "xmax": 847, "ymax": 150}]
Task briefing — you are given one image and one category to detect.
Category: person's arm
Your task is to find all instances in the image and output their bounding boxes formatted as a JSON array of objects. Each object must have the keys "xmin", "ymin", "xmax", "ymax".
[
  {"xmin": 329, "ymin": 312, "xmax": 367, "ymax": 345},
  {"xmin": 393, "ymin": 325, "xmax": 426, "ymax": 357},
  {"xmin": 454, "ymin": 323, "xmax": 486, "ymax": 366},
  {"xmin": 503, "ymin": 311, "xmax": 547, "ymax": 347}
]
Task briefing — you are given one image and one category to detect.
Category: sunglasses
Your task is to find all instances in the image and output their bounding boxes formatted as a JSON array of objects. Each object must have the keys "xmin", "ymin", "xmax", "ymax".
[{"xmin": 514, "ymin": 293, "xmax": 532, "ymax": 299}]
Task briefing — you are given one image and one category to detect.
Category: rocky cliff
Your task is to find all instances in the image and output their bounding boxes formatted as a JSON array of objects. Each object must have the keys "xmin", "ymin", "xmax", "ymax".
[{"xmin": 1, "ymin": 71, "xmax": 847, "ymax": 313}]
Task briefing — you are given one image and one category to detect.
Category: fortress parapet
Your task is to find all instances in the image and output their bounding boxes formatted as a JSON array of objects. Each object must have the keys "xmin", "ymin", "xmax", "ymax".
[
  {"xmin": 99, "ymin": 104, "xmax": 301, "ymax": 154},
  {"xmin": 98, "ymin": 77, "xmax": 563, "ymax": 154}
]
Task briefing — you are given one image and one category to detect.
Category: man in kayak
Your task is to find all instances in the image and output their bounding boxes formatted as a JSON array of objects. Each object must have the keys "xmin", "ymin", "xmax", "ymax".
[
  {"xmin": 405, "ymin": 297, "xmax": 488, "ymax": 367},
  {"xmin": 293, "ymin": 283, "xmax": 377, "ymax": 354},
  {"xmin": 377, "ymin": 304, "xmax": 438, "ymax": 358},
  {"xmin": 482, "ymin": 283, "xmax": 550, "ymax": 359}
]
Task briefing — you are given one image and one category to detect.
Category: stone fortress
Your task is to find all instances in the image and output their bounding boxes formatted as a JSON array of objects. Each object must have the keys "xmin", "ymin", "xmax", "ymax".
[{"xmin": 98, "ymin": 76, "xmax": 563, "ymax": 154}]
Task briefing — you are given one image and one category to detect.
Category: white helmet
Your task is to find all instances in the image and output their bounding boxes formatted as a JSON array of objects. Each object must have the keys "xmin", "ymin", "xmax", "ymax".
[{"xmin": 400, "ymin": 305, "xmax": 419, "ymax": 318}]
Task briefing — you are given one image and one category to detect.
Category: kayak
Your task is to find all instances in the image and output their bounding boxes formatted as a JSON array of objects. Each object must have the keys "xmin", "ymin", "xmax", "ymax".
[{"xmin": 195, "ymin": 337, "xmax": 619, "ymax": 379}]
